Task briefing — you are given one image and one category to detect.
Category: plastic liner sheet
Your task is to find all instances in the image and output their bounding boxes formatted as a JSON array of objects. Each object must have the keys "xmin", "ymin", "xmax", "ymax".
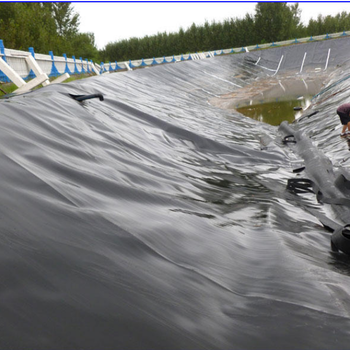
[
  {"xmin": 1, "ymin": 40, "xmax": 350, "ymax": 349},
  {"xmin": 245, "ymin": 36, "xmax": 350, "ymax": 73}
]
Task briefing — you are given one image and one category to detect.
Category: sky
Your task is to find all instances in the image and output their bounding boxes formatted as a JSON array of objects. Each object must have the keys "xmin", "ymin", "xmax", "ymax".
[{"xmin": 73, "ymin": 2, "xmax": 350, "ymax": 50}]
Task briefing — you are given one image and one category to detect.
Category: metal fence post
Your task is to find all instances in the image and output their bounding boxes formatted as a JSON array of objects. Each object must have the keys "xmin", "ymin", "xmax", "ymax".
[
  {"xmin": 0, "ymin": 39, "xmax": 10, "ymax": 82},
  {"xmin": 63, "ymin": 54, "xmax": 72, "ymax": 75},
  {"xmin": 80, "ymin": 57, "xmax": 85, "ymax": 74},
  {"xmin": 72, "ymin": 56, "xmax": 80, "ymax": 74},
  {"xmin": 27, "ymin": 47, "xmax": 36, "ymax": 79},
  {"xmin": 49, "ymin": 51, "xmax": 60, "ymax": 77},
  {"xmin": 85, "ymin": 59, "xmax": 91, "ymax": 73}
]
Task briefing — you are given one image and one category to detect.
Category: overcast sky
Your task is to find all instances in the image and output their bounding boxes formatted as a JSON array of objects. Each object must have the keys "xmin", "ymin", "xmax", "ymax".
[{"xmin": 73, "ymin": 2, "xmax": 350, "ymax": 50}]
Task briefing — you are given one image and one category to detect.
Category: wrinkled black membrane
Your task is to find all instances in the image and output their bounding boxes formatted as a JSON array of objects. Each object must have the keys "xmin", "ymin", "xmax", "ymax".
[{"xmin": 1, "ymin": 39, "xmax": 350, "ymax": 350}]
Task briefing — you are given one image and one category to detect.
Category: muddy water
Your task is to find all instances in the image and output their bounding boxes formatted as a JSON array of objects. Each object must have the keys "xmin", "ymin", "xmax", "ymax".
[
  {"xmin": 236, "ymin": 96, "xmax": 312, "ymax": 126},
  {"xmin": 210, "ymin": 73, "xmax": 327, "ymax": 125}
]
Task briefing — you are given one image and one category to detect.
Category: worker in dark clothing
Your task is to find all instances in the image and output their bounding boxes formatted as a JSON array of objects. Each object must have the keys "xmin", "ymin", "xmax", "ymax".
[{"xmin": 337, "ymin": 103, "xmax": 350, "ymax": 136}]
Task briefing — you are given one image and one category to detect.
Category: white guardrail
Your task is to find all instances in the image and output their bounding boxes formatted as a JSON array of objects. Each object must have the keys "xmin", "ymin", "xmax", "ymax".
[{"xmin": 0, "ymin": 30, "xmax": 349, "ymax": 93}]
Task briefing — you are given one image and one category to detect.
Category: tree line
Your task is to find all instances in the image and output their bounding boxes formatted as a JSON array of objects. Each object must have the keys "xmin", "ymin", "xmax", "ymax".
[
  {"xmin": 1, "ymin": 3, "xmax": 350, "ymax": 64},
  {"xmin": 101, "ymin": 3, "xmax": 350, "ymax": 62},
  {"xmin": 0, "ymin": 2, "xmax": 99, "ymax": 61}
]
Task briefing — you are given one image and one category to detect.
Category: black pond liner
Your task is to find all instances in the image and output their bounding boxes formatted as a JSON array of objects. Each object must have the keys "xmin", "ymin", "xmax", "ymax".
[
  {"xmin": 332, "ymin": 224, "xmax": 350, "ymax": 254},
  {"xmin": 2, "ymin": 38, "xmax": 350, "ymax": 349}
]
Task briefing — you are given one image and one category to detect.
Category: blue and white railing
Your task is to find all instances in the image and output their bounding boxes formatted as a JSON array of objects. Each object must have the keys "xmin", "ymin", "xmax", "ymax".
[
  {"xmin": 98, "ymin": 30, "xmax": 350, "ymax": 72},
  {"xmin": 0, "ymin": 41, "xmax": 98, "ymax": 82},
  {"xmin": 1, "ymin": 30, "xmax": 349, "ymax": 90}
]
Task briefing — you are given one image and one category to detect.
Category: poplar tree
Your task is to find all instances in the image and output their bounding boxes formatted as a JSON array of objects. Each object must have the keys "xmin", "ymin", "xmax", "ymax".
[
  {"xmin": 0, "ymin": 2, "xmax": 99, "ymax": 61},
  {"xmin": 254, "ymin": 3, "xmax": 301, "ymax": 43},
  {"xmin": 43, "ymin": 2, "xmax": 79, "ymax": 38},
  {"xmin": 101, "ymin": 5, "xmax": 350, "ymax": 62}
]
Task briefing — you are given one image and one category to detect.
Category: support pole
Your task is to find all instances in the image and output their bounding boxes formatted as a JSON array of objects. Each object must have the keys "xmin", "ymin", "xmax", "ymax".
[
  {"xmin": 25, "ymin": 55, "xmax": 50, "ymax": 86},
  {"xmin": 300, "ymin": 52, "xmax": 307, "ymax": 73},
  {"xmin": 15, "ymin": 73, "xmax": 48, "ymax": 94},
  {"xmin": 0, "ymin": 57, "xmax": 26, "ymax": 87},
  {"xmin": 324, "ymin": 48, "xmax": 331, "ymax": 70},
  {"xmin": 0, "ymin": 39, "xmax": 10, "ymax": 82},
  {"xmin": 50, "ymin": 72, "xmax": 70, "ymax": 84},
  {"xmin": 272, "ymin": 55, "xmax": 284, "ymax": 76}
]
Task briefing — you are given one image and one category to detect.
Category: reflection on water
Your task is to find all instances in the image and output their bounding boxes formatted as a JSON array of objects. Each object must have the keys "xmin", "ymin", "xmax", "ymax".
[{"xmin": 237, "ymin": 96, "xmax": 312, "ymax": 126}]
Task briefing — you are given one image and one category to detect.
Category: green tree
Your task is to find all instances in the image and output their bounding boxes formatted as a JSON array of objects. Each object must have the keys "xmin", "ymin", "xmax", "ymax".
[
  {"xmin": 0, "ymin": 3, "xmax": 57, "ymax": 52},
  {"xmin": 306, "ymin": 14, "xmax": 325, "ymax": 36},
  {"xmin": 0, "ymin": 2, "xmax": 99, "ymax": 61},
  {"xmin": 234, "ymin": 14, "xmax": 256, "ymax": 47},
  {"xmin": 254, "ymin": 2, "xmax": 301, "ymax": 43},
  {"xmin": 69, "ymin": 32, "xmax": 99, "ymax": 61},
  {"xmin": 41, "ymin": 2, "xmax": 79, "ymax": 38},
  {"xmin": 336, "ymin": 12, "xmax": 350, "ymax": 32},
  {"xmin": 100, "ymin": 4, "xmax": 350, "ymax": 63}
]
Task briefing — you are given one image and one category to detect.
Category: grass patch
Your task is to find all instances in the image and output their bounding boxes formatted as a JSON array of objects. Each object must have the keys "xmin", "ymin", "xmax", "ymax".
[
  {"xmin": 63, "ymin": 73, "xmax": 95, "ymax": 83},
  {"xmin": 0, "ymin": 83, "xmax": 18, "ymax": 95}
]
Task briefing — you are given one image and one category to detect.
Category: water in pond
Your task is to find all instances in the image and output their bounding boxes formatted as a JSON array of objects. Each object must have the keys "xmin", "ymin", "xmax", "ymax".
[{"xmin": 237, "ymin": 96, "xmax": 312, "ymax": 126}]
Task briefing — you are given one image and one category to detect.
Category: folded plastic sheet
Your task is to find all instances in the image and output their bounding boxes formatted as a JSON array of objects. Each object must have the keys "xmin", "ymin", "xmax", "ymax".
[{"xmin": 1, "ymin": 42, "xmax": 350, "ymax": 349}]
